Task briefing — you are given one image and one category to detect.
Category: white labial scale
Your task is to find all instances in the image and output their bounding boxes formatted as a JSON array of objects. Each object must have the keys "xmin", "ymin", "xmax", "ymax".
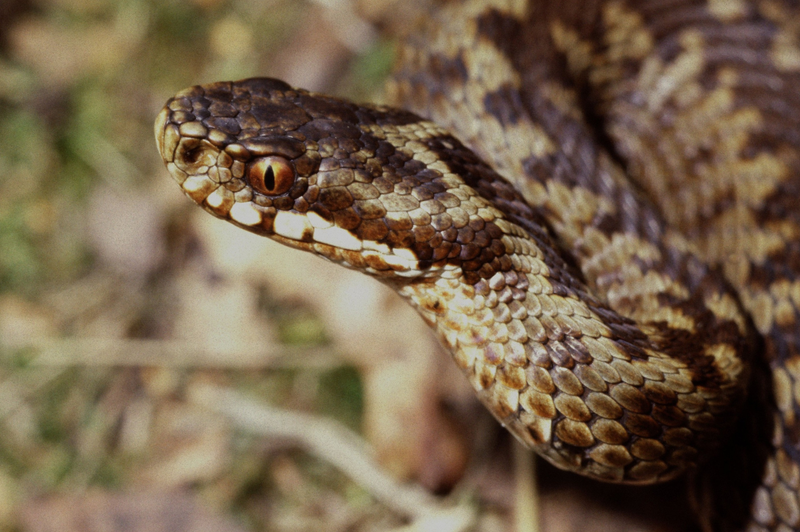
[
  {"xmin": 362, "ymin": 240, "xmax": 392, "ymax": 254},
  {"xmin": 394, "ymin": 268, "xmax": 425, "ymax": 278},
  {"xmin": 167, "ymin": 162, "xmax": 187, "ymax": 184},
  {"xmin": 313, "ymin": 226, "xmax": 362, "ymax": 250},
  {"xmin": 273, "ymin": 211, "xmax": 313, "ymax": 239},
  {"xmin": 183, "ymin": 174, "xmax": 213, "ymax": 194},
  {"xmin": 307, "ymin": 211, "xmax": 334, "ymax": 228},
  {"xmin": 229, "ymin": 202, "xmax": 263, "ymax": 226},
  {"xmin": 381, "ymin": 247, "xmax": 421, "ymax": 272},
  {"xmin": 206, "ymin": 188, "xmax": 232, "ymax": 209}
]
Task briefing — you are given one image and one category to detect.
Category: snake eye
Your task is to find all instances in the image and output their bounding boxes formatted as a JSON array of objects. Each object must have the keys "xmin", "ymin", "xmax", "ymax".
[{"xmin": 247, "ymin": 156, "xmax": 295, "ymax": 196}]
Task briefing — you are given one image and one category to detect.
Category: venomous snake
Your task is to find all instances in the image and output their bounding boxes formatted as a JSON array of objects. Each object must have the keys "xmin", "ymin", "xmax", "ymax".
[{"xmin": 154, "ymin": 0, "xmax": 800, "ymax": 529}]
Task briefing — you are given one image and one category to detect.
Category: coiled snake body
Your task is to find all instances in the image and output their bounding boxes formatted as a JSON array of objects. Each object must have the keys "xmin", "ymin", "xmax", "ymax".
[{"xmin": 155, "ymin": 1, "xmax": 800, "ymax": 529}]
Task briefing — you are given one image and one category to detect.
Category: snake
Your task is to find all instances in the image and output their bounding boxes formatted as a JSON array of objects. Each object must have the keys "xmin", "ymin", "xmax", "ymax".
[{"xmin": 153, "ymin": 0, "xmax": 800, "ymax": 529}]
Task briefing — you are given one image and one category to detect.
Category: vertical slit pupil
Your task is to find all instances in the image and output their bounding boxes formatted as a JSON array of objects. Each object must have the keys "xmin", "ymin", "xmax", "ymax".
[{"xmin": 265, "ymin": 165, "xmax": 276, "ymax": 191}]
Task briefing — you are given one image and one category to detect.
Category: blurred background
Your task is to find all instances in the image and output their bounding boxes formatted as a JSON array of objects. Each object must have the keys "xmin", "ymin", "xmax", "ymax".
[{"xmin": 0, "ymin": 0, "xmax": 699, "ymax": 530}]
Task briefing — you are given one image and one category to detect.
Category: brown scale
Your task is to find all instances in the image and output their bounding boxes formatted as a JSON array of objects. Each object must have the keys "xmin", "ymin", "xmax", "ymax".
[{"xmin": 153, "ymin": 0, "xmax": 800, "ymax": 529}]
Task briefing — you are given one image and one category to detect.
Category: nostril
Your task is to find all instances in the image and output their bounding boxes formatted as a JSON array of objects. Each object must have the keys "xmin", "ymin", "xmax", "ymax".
[
  {"xmin": 183, "ymin": 147, "xmax": 204, "ymax": 164},
  {"xmin": 177, "ymin": 139, "xmax": 217, "ymax": 169}
]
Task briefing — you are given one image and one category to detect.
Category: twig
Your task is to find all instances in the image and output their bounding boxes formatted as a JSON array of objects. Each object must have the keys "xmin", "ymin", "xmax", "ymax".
[
  {"xmin": 514, "ymin": 441, "xmax": 539, "ymax": 532},
  {"xmin": 1, "ymin": 337, "xmax": 342, "ymax": 369},
  {"xmin": 189, "ymin": 382, "xmax": 475, "ymax": 530}
]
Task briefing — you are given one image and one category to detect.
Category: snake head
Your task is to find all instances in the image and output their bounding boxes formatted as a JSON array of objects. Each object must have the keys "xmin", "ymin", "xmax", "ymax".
[{"xmin": 155, "ymin": 77, "xmax": 511, "ymax": 281}]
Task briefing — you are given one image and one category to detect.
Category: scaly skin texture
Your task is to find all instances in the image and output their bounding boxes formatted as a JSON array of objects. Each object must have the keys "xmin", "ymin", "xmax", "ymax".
[
  {"xmin": 154, "ymin": 0, "xmax": 800, "ymax": 529},
  {"xmin": 387, "ymin": 1, "xmax": 800, "ymax": 530},
  {"xmin": 156, "ymin": 78, "xmax": 748, "ymax": 485}
]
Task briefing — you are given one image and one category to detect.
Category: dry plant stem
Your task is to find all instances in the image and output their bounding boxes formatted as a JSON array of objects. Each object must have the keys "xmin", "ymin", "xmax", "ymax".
[
  {"xmin": 189, "ymin": 382, "xmax": 474, "ymax": 529},
  {"xmin": 514, "ymin": 441, "xmax": 539, "ymax": 532},
  {"xmin": 2, "ymin": 337, "xmax": 341, "ymax": 369}
]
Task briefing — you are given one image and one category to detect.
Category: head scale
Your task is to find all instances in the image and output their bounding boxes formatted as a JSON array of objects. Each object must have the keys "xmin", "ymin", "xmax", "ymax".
[{"xmin": 155, "ymin": 77, "xmax": 512, "ymax": 282}]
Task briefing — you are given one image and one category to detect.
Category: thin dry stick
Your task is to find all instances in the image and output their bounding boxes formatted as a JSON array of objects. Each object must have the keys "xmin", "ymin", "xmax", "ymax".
[
  {"xmin": 2, "ymin": 337, "xmax": 341, "ymax": 369},
  {"xmin": 189, "ymin": 382, "xmax": 474, "ymax": 530},
  {"xmin": 514, "ymin": 441, "xmax": 539, "ymax": 532}
]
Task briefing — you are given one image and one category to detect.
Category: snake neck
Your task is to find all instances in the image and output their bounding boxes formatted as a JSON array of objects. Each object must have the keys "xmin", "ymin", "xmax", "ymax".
[{"xmin": 397, "ymin": 210, "xmax": 749, "ymax": 483}]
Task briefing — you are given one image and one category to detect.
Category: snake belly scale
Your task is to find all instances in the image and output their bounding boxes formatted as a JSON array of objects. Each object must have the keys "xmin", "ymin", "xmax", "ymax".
[{"xmin": 155, "ymin": 0, "xmax": 800, "ymax": 530}]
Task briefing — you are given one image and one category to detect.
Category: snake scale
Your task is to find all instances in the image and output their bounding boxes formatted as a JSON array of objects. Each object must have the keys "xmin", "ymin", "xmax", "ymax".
[{"xmin": 154, "ymin": 0, "xmax": 800, "ymax": 529}]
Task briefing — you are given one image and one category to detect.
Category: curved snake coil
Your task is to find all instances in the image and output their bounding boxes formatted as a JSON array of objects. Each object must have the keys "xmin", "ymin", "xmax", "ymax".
[{"xmin": 154, "ymin": 0, "xmax": 800, "ymax": 530}]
